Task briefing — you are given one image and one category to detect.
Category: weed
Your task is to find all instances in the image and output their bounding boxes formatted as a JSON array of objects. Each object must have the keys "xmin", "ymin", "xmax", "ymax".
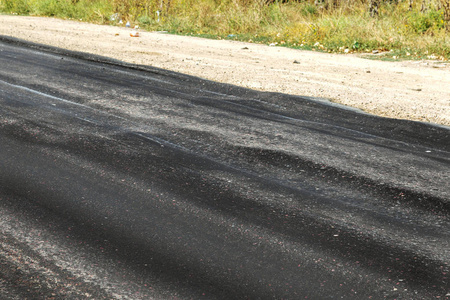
[
  {"xmin": 1, "ymin": 0, "xmax": 449, "ymax": 60},
  {"xmin": 1, "ymin": 0, "xmax": 31, "ymax": 15},
  {"xmin": 407, "ymin": 9, "xmax": 445, "ymax": 33},
  {"xmin": 301, "ymin": 4, "xmax": 318, "ymax": 17}
]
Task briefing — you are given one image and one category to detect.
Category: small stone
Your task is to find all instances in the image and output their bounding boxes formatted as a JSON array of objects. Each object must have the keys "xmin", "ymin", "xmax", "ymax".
[
  {"xmin": 293, "ymin": 60, "xmax": 300, "ymax": 64},
  {"xmin": 372, "ymin": 50, "xmax": 379, "ymax": 54}
]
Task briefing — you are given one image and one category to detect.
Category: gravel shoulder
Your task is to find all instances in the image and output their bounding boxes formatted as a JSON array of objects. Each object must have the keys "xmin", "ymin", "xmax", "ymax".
[{"xmin": 0, "ymin": 15, "xmax": 449, "ymax": 126}]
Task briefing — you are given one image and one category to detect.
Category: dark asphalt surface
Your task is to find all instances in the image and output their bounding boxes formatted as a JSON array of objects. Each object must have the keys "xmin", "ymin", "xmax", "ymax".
[{"xmin": 0, "ymin": 36, "xmax": 449, "ymax": 299}]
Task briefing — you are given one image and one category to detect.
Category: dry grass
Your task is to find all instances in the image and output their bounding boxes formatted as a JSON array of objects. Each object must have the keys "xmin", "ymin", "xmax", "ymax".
[{"xmin": 1, "ymin": 0, "xmax": 449, "ymax": 60}]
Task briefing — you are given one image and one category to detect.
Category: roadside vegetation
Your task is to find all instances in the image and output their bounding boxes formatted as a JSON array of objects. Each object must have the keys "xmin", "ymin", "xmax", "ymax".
[{"xmin": 1, "ymin": 0, "xmax": 449, "ymax": 60}]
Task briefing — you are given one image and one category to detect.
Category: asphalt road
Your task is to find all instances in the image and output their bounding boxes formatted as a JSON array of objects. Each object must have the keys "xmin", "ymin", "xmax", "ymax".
[{"xmin": 0, "ymin": 36, "xmax": 449, "ymax": 299}]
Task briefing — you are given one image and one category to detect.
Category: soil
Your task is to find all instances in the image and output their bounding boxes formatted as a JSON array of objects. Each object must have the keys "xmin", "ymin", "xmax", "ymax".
[{"xmin": 1, "ymin": 15, "xmax": 449, "ymax": 126}]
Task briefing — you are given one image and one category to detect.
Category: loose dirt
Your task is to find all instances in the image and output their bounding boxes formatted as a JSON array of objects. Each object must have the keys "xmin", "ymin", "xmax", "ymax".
[{"xmin": 1, "ymin": 15, "xmax": 449, "ymax": 126}]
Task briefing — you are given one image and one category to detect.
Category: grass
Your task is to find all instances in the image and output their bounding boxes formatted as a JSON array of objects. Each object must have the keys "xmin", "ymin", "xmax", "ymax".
[{"xmin": 1, "ymin": 0, "xmax": 449, "ymax": 60}]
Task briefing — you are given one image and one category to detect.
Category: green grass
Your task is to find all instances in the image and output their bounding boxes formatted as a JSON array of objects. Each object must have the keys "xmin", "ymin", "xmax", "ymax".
[{"xmin": 1, "ymin": 0, "xmax": 449, "ymax": 60}]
